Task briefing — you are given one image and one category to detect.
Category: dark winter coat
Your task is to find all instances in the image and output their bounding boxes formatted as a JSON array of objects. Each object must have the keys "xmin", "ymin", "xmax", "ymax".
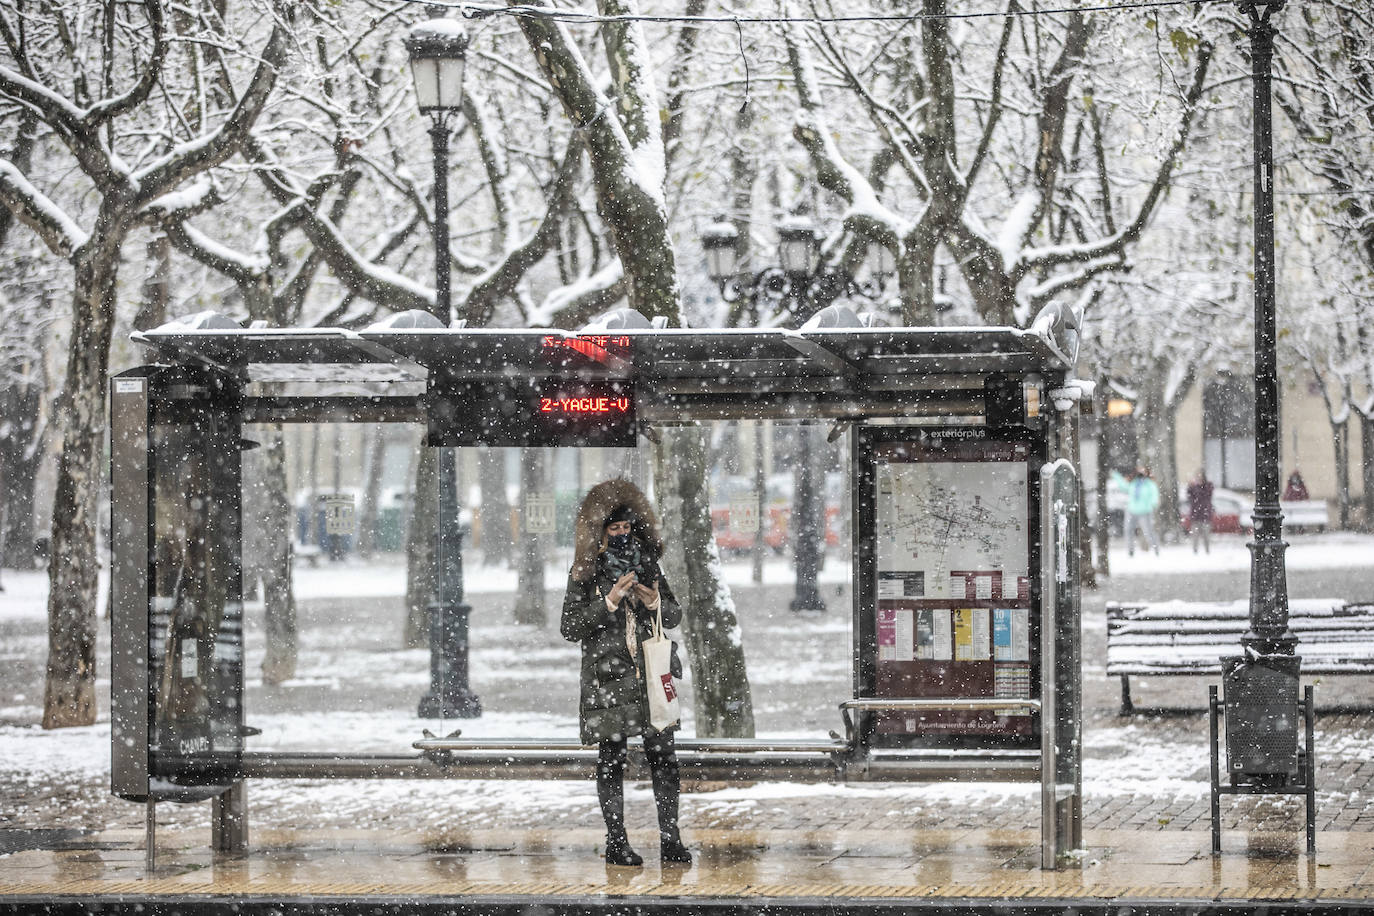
[{"xmin": 560, "ymin": 479, "xmax": 683, "ymax": 745}]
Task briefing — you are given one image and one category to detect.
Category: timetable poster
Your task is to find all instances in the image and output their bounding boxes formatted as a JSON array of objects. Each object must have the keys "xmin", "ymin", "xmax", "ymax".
[{"xmin": 871, "ymin": 433, "xmax": 1035, "ymax": 743}]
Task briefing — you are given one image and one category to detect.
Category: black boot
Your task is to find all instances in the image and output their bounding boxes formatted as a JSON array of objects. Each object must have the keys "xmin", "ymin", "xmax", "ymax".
[
  {"xmin": 646, "ymin": 730, "xmax": 693, "ymax": 865},
  {"xmin": 605, "ymin": 832, "xmax": 643, "ymax": 867},
  {"xmin": 598, "ymin": 739, "xmax": 642, "ymax": 867}
]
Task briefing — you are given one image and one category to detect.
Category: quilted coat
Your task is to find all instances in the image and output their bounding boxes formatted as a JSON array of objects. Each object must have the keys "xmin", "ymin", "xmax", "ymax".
[{"xmin": 560, "ymin": 479, "xmax": 682, "ymax": 744}]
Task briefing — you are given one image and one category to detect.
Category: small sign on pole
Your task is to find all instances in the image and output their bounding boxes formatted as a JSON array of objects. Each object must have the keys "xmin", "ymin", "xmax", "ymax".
[
  {"xmin": 322, "ymin": 494, "xmax": 356, "ymax": 535},
  {"xmin": 729, "ymin": 496, "xmax": 759, "ymax": 534},
  {"xmin": 525, "ymin": 495, "xmax": 557, "ymax": 534}
]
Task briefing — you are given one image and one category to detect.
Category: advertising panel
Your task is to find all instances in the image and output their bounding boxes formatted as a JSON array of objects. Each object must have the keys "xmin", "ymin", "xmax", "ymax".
[{"xmin": 858, "ymin": 427, "xmax": 1040, "ymax": 748}]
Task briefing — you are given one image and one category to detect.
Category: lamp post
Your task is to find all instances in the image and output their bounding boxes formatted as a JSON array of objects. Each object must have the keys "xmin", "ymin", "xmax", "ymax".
[
  {"xmin": 1240, "ymin": 0, "xmax": 1292, "ymax": 658},
  {"xmin": 408, "ymin": 18, "xmax": 480, "ymax": 719},
  {"xmin": 704, "ymin": 217, "xmax": 893, "ymax": 613},
  {"xmin": 1220, "ymin": 0, "xmax": 1298, "ymax": 788}
]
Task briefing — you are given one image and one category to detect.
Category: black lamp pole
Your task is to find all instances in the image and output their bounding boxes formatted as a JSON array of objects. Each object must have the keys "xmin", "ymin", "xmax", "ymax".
[
  {"xmin": 1240, "ymin": 0, "xmax": 1294, "ymax": 658},
  {"xmin": 409, "ymin": 20, "xmax": 480, "ymax": 719}
]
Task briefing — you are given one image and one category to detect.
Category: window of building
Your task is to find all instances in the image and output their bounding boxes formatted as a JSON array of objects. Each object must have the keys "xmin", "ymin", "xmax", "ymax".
[{"xmin": 1203, "ymin": 376, "xmax": 1255, "ymax": 490}]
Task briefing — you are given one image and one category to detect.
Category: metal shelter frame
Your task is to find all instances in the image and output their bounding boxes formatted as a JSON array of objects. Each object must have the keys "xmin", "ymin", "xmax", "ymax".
[{"xmin": 110, "ymin": 306, "xmax": 1086, "ymax": 870}]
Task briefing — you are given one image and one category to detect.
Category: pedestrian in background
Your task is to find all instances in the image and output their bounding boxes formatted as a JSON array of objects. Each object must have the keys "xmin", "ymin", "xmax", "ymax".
[
  {"xmin": 1284, "ymin": 469, "xmax": 1310, "ymax": 502},
  {"xmin": 1125, "ymin": 467, "xmax": 1160, "ymax": 556},
  {"xmin": 560, "ymin": 479, "xmax": 693, "ymax": 868},
  {"xmin": 1186, "ymin": 468, "xmax": 1214, "ymax": 555}
]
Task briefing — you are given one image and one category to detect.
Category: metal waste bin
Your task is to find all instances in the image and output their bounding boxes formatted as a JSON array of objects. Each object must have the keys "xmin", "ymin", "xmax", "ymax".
[{"xmin": 1222, "ymin": 653, "xmax": 1301, "ymax": 786}]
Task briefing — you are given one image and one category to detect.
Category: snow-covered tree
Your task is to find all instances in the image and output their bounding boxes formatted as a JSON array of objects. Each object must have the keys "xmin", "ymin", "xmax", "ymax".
[
  {"xmin": 776, "ymin": 0, "xmax": 1217, "ymax": 326},
  {"xmin": 0, "ymin": 0, "xmax": 290, "ymax": 727},
  {"xmin": 1274, "ymin": 0, "xmax": 1374, "ymax": 525}
]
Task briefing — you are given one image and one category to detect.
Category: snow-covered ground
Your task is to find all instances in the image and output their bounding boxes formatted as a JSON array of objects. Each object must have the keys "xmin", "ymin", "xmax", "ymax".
[{"xmin": 2, "ymin": 531, "xmax": 1372, "ymax": 835}]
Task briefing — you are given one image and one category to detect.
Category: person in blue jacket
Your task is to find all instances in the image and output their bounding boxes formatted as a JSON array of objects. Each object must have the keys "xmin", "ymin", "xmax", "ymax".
[{"xmin": 1124, "ymin": 466, "xmax": 1160, "ymax": 556}]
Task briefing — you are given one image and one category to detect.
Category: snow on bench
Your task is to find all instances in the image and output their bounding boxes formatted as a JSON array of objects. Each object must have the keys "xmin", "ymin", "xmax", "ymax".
[
  {"xmin": 1106, "ymin": 597, "xmax": 1374, "ymax": 713},
  {"xmin": 1282, "ymin": 499, "xmax": 1330, "ymax": 532}
]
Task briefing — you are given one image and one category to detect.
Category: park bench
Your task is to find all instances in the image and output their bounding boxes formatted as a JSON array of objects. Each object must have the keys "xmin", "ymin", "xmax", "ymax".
[
  {"xmin": 1281, "ymin": 499, "xmax": 1330, "ymax": 533},
  {"xmin": 1106, "ymin": 597, "xmax": 1374, "ymax": 714}
]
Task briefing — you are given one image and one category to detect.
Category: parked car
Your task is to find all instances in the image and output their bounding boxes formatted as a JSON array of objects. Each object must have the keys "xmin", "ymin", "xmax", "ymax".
[
  {"xmin": 1179, "ymin": 487, "xmax": 1254, "ymax": 535},
  {"xmin": 710, "ymin": 473, "xmax": 842, "ymax": 554}
]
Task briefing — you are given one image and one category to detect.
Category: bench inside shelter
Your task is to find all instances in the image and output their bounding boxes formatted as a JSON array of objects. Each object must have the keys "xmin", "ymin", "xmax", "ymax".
[{"xmin": 1106, "ymin": 598, "xmax": 1374, "ymax": 714}]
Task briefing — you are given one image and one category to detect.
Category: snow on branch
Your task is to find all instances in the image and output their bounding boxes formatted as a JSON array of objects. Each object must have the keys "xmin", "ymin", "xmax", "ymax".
[
  {"xmin": 133, "ymin": 18, "xmax": 289, "ymax": 207},
  {"xmin": 79, "ymin": 0, "xmax": 168, "ymax": 127},
  {"xmin": 1023, "ymin": 254, "xmax": 1125, "ymax": 307},
  {"xmin": 303, "ymin": 214, "xmax": 434, "ymax": 313},
  {"xmin": 0, "ymin": 158, "xmax": 89, "ymax": 258},
  {"xmin": 1018, "ymin": 40, "xmax": 1213, "ymax": 277},
  {"xmin": 139, "ymin": 179, "xmax": 220, "ymax": 224},
  {"xmin": 597, "ymin": 0, "xmax": 666, "ymax": 195},
  {"xmin": 0, "ymin": 64, "xmax": 86, "ymax": 134},
  {"xmin": 462, "ymin": 138, "xmax": 585, "ymax": 326},
  {"xmin": 530, "ymin": 260, "xmax": 625, "ymax": 327},
  {"xmin": 165, "ymin": 221, "xmax": 270, "ymax": 283},
  {"xmin": 784, "ymin": 26, "xmax": 910, "ymax": 239}
]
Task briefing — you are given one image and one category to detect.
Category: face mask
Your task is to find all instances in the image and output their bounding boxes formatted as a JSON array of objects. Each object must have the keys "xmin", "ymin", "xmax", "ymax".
[{"xmin": 607, "ymin": 532, "xmax": 632, "ymax": 552}]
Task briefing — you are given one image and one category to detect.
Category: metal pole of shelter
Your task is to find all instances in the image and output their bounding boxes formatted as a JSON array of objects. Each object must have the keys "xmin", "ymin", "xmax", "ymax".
[{"xmin": 419, "ymin": 114, "xmax": 480, "ymax": 719}]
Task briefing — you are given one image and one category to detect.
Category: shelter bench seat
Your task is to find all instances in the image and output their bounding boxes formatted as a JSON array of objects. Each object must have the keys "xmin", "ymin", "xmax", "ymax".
[{"xmin": 1106, "ymin": 598, "xmax": 1374, "ymax": 714}]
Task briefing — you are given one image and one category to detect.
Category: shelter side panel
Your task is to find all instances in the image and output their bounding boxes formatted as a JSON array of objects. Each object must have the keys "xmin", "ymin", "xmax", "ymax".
[{"xmin": 866, "ymin": 433, "xmax": 1037, "ymax": 747}]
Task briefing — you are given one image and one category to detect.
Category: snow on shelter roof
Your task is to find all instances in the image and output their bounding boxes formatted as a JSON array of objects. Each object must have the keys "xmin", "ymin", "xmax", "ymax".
[{"xmin": 131, "ymin": 313, "xmax": 1076, "ymax": 422}]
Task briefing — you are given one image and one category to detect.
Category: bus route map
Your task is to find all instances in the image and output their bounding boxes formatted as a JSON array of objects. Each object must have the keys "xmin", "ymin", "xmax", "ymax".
[{"xmin": 876, "ymin": 459, "xmax": 1027, "ymax": 600}]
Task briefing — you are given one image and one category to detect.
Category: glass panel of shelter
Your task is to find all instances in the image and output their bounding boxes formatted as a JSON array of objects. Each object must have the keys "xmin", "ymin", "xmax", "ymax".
[
  {"xmin": 146, "ymin": 417, "xmax": 1055, "ymax": 765},
  {"xmin": 217, "ymin": 419, "xmax": 856, "ymax": 756},
  {"xmin": 148, "ymin": 391, "xmax": 245, "ymax": 782}
]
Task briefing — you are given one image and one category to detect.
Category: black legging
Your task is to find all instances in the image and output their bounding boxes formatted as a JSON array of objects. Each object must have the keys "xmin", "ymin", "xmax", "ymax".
[{"xmin": 596, "ymin": 730, "xmax": 681, "ymax": 843}]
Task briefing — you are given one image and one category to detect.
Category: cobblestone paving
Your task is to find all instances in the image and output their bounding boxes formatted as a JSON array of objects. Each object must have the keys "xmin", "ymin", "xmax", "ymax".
[{"xmin": 3, "ymin": 543, "xmax": 1373, "ymax": 843}]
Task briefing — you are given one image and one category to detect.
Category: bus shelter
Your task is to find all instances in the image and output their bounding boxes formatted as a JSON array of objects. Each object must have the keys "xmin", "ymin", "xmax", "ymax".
[{"xmin": 110, "ymin": 304, "xmax": 1086, "ymax": 868}]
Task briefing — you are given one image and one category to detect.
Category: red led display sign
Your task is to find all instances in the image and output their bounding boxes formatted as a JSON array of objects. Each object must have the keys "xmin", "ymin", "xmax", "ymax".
[
  {"xmin": 539, "ymin": 394, "xmax": 633, "ymax": 416},
  {"xmin": 540, "ymin": 335, "xmax": 633, "ymax": 367},
  {"xmin": 427, "ymin": 377, "xmax": 637, "ymax": 447}
]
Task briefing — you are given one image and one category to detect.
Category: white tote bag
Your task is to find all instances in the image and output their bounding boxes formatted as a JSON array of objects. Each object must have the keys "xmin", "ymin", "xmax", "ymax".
[{"xmin": 643, "ymin": 602, "xmax": 680, "ymax": 731}]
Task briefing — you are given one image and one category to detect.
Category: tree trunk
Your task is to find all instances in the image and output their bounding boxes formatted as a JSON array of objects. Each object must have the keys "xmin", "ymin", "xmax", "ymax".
[
  {"xmin": 478, "ymin": 448, "xmax": 512, "ymax": 567},
  {"xmin": 256, "ymin": 426, "xmax": 297, "ymax": 685},
  {"xmin": 1362, "ymin": 413, "xmax": 1374, "ymax": 531},
  {"xmin": 751, "ymin": 421, "xmax": 766, "ymax": 584},
  {"xmin": 791, "ymin": 424, "xmax": 825, "ymax": 612},
  {"xmin": 355, "ymin": 426, "xmax": 386, "ymax": 559},
  {"xmin": 404, "ymin": 444, "xmax": 438, "ymax": 648},
  {"xmin": 0, "ymin": 382, "xmax": 42, "ymax": 569},
  {"xmin": 512, "ymin": 447, "xmax": 547, "ymax": 627},
  {"xmin": 658, "ymin": 426, "xmax": 755, "ymax": 739},
  {"xmin": 1158, "ymin": 398, "xmax": 1183, "ymax": 542},
  {"xmin": 43, "ymin": 248, "xmax": 120, "ymax": 728},
  {"xmin": 133, "ymin": 233, "xmax": 171, "ymax": 331},
  {"xmin": 1331, "ymin": 416, "xmax": 1350, "ymax": 530},
  {"xmin": 1092, "ymin": 377, "xmax": 1110, "ymax": 576}
]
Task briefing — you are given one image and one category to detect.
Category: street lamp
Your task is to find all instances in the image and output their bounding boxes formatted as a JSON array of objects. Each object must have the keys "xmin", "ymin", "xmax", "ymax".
[
  {"xmin": 1222, "ymin": 0, "xmax": 1297, "ymax": 789},
  {"xmin": 704, "ymin": 215, "xmax": 889, "ymax": 323},
  {"xmin": 407, "ymin": 18, "xmax": 480, "ymax": 719},
  {"xmin": 703, "ymin": 216, "xmax": 892, "ymax": 613}
]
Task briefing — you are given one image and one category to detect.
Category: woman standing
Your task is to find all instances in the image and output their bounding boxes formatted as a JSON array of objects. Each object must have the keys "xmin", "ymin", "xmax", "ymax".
[{"xmin": 561, "ymin": 479, "xmax": 692, "ymax": 867}]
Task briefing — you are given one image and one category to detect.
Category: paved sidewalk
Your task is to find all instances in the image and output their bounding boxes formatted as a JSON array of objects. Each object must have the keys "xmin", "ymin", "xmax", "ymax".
[{"xmin": 2, "ymin": 824, "xmax": 1373, "ymax": 909}]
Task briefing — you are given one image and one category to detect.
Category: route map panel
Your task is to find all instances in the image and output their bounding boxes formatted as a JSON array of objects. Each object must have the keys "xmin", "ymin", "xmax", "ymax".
[{"xmin": 870, "ymin": 432, "xmax": 1036, "ymax": 745}]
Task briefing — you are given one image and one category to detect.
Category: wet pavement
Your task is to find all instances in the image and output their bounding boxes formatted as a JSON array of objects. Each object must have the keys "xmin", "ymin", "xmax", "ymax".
[{"xmin": 1, "ymin": 824, "xmax": 1373, "ymax": 909}]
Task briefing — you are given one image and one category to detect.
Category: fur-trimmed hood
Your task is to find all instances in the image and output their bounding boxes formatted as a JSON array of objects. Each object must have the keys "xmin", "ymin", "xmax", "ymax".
[{"xmin": 570, "ymin": 478, "xmax": 662, "ymax": 582}]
